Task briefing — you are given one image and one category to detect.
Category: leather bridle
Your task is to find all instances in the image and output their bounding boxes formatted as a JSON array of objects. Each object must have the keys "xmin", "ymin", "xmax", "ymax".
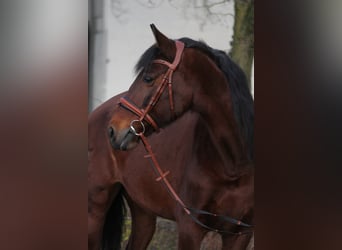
[
  {"xmin": 116, "ymin": 40, "xmax": 253, "ymax": 235},
  {"xmin": 119, "ymin": 40, "xmax": 185, "ymax": 134}
]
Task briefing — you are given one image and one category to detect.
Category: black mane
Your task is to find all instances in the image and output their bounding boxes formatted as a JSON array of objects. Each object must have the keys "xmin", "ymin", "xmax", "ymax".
[{"xmin": 135, "ymin": 38, "xmax": 254, "ymax": 160}]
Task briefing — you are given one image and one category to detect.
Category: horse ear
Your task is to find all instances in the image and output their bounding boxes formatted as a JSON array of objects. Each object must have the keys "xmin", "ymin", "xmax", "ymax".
[{"xmin": 150, "ymin": 24, "xmax": 176, "ymax": 61}]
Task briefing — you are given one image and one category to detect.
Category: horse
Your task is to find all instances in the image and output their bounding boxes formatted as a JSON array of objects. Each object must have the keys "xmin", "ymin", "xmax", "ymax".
[
  {"xmin": 89, "ymin": 93, "xmax": 241, "ymax": 249},
  {"xmin": 105, "ymin": 24, "xmax": 254, "ymax": 249},
  {"xmin": 89, "ymin": 94, "xmax": 253, "ymax": 250}
]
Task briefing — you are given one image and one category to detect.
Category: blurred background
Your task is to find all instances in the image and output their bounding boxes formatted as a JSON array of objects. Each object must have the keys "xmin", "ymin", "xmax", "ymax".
[
  {"xmin": 88, "ymin": 0, "xmax": 254, "ymax": 111},
  {"xmin": 2, "ymin": 0, "xmax": 342, "ymax": 249}
]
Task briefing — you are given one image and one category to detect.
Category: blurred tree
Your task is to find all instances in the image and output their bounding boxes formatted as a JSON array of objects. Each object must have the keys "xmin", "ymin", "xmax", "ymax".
[
  {"xmin": 175, "ymin": 0, "xmax": 254, "ymax": 88},
  {"xmin": 229, "ymin": 0, "xmax": 254, "ymax": 89}
]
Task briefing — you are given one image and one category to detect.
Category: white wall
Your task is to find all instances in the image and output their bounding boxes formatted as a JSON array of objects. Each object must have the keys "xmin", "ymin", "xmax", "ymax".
[{"xmin": 89, "ymin": 0, "xmax": 107, "ymax": 109}]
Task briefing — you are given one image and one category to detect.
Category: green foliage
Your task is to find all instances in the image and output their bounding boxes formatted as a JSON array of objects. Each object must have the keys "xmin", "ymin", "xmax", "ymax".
[{"xmin": 121, "ymin": 217, "xmax": 132, "ymax": 245}]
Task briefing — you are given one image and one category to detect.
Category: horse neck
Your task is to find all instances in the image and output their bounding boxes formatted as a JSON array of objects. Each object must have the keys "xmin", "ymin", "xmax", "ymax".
[
  {"xmin": 191, "ymin": 65, "xmax": 250, "ymax": 174},
  {"xmin": 192, "ymin": 115, "xmax": 248, "ymax": 178}
]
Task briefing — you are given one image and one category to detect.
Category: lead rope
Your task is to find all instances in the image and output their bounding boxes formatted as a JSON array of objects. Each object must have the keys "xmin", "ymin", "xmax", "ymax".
[{"xmin": 135, "ymin": 131, "xmax": 254, "ymax": 235}]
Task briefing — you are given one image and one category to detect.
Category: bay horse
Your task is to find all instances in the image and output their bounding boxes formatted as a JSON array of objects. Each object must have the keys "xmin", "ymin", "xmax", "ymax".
[
  {"xmin": 89, "ymin": 93, "xmax": 252, "ymax": 249},
  {"xmin": 104, "ymin": 24, "xmax": 254, "ymax": 249},
  {"xmin": 89, "ymin": 94, "xmax": 253, "ymax": 250}
]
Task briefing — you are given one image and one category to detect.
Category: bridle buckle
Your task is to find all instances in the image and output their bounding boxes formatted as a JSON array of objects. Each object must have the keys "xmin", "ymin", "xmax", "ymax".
[{"xmin": 130, "ymin": 119, "xmax": 145, "ymax": 136}]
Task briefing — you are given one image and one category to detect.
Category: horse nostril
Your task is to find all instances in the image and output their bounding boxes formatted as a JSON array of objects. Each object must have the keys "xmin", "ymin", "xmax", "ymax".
[{"xmin": 108, "ymin": 126, "xmax": 115, "ymax": 140}]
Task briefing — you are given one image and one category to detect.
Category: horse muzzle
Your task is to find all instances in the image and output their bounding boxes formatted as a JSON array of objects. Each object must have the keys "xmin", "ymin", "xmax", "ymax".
[{"xmin": 108, "ymin": 126, "xmax": 139, "ymax": 151}]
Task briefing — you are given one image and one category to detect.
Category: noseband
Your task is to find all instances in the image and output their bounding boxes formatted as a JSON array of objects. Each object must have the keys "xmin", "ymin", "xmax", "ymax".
[{"xmin": 119, "ymin": 40, "xmax": 185, "ymax": 134}]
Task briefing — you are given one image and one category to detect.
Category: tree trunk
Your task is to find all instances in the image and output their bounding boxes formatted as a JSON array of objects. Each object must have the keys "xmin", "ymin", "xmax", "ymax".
[{"xmin": 230, "ymin": 0, "xmax": 254, "ymax": 89}]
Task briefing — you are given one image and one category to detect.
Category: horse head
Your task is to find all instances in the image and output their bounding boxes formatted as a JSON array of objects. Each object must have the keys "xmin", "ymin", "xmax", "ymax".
[{"xmin": 108, "ymin": 25, "xmax": 197, "ymax": 150}]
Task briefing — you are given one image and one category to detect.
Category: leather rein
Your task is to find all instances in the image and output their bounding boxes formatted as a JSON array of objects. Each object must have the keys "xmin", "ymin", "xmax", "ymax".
[{"xmin": 118, "ymin": 40, "xmax": 253, "ymax": 235}]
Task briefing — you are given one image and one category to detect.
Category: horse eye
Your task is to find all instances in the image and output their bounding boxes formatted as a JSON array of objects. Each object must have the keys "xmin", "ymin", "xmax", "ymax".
[{"xmin": 143, "ymin": 75, "xmax": 154, "ymax": 84}]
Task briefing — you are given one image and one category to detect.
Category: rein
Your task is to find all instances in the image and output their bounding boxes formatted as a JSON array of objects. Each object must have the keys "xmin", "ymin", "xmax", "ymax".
[
  {"xmin": 118, "ymin": 40, "xmax": 253, "ymax": 235},
  {"xmin": 139, "ymin": 132, "xmax": 253, "ymax": 235}
]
